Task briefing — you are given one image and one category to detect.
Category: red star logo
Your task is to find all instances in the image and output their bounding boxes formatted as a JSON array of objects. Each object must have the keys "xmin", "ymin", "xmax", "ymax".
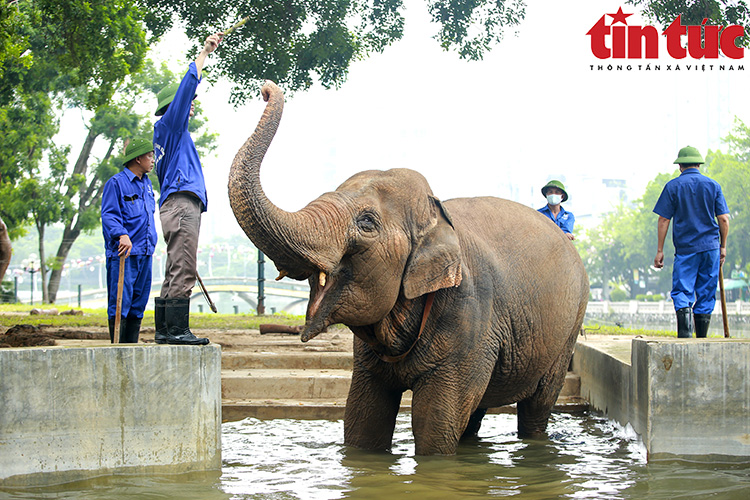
[{"xmin": 608, "ymin": 7, "xmax": 633, "ymax": 25}]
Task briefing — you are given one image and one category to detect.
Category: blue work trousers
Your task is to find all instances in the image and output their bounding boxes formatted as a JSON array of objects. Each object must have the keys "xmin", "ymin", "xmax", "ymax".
[
  {"xmin": 671, "ymin": 249, "xmax": 720, "ymax": 314},
  {"xmin": 106, "ymin": 254, "xmax": 153, "ymax": 318}
]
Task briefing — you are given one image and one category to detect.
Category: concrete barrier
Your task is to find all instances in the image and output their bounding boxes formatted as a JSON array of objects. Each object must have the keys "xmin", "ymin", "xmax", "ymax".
[
  {"xmin": 574, "ymin": 338, "xmax": 750, "ymax": 461},
  {"xmin": 0, "ymin": 344, "xmax": 222, "ymax": 486}
]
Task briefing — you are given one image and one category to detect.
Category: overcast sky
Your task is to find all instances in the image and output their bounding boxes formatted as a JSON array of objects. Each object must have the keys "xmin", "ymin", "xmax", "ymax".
[{"xmin": 62, "ymin": 0, "xmax": 750, "ymax": 243}]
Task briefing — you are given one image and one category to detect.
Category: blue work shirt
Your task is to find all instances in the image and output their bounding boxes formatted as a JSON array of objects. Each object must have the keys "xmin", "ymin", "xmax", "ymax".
[
  {"xmin": 538, "ymin": 205, "xmax": 575, "ymax": 234},
  {"xmin": 153, "ymin": 62, "xmax": 207, "ymax": 212},
  {"xmin": 653, "ymin": 168, "xmax": 729, "ymax": 254},
  {"xmin": 101, "ymin": 169, "xmax": 157, "ymax": 258}
]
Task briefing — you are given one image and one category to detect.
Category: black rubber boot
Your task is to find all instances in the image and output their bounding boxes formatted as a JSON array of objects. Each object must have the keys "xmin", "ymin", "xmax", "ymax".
[
  {"xmin": 107, "ymin": 316, "xmax": 125, "ymax": 344},
  {"xmin": 154, "ymin": 297, "xmax": 168, "ymax": 344},
  {"xmin": 676, "ymin": 307, "xmax": 693, "ymax": 338},
  {"xmin": 121, "ymin": 316, "xmax": 142, "ymax": 343},
  {"xmin": 162, "ymin": 297, "xmax": 209, "ymax": 345},
  {"xmin": 694, "ymin": 313, "xmax": 711, "ymax": 338}
]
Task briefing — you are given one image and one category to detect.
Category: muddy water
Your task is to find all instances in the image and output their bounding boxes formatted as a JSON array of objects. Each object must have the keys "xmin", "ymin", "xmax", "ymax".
[{"xmin": 2, "ymin": 413, "xmax": 748, "ymax": 499}]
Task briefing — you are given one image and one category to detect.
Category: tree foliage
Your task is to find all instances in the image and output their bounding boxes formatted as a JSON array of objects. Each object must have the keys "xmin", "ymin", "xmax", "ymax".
[
  {"xmin": 1, "ymin": 0, "xmax": 148, "ymax": 109},
  {"xmin": 627, "ymin": 0, "xmax": 750, "ymax": 46},
  {"xmin": 0, "ymin": 90, "xmax": 59, "ymax": 239},
  {"xmin": 429, "ymin": 0, "xmax": 525, "ymax": 59},
  {"xmin": 140, "ymin": 0, "xmax": 527, "ymax": 103}
]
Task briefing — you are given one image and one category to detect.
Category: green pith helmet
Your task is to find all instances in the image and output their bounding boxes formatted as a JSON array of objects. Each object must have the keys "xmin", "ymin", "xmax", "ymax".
[
  {"xmin": 541, "ymin": 180, "xmax": 569, "ymax": 202},
  {"xmin": 155, "ymin": 82, "xmax": 180, "ymax": 116},
  {"xmin": 673, "ymin": 145, "xmax": 705, "ymax": 165},
  {"xmin": 122, "ymin": 138, "xmax": 154, "ymax": 166}
]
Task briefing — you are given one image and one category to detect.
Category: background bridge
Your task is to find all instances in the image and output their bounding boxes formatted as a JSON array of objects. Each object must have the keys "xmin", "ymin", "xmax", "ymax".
[{"xmin": 47, "ymin": 276, "xmax": 311, "ymax": 315}]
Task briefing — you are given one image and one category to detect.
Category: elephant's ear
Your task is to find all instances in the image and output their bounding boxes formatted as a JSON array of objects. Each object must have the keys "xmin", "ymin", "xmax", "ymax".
[{"xmin": 403, "ymin": 196, "xmax": 462, "ymax": 300}]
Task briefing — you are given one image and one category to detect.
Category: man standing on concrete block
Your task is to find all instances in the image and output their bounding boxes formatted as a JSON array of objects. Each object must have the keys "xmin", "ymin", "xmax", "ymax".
[
  {"xmin": 152, "ymin": 32, "xmax": 222, "ymax": 346},
  {"xmin": 101, "ymin": 139, "xmax": 157, "ymax": 343},
  {"xmin": 653, "ymin": 146, "xmax": 730, "ymax": 338}
]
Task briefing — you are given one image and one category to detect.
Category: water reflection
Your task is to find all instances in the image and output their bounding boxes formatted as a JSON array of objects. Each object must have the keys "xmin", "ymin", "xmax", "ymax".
[{"xmin": 2, "ymin": 413, "xmax": 749, "ymax": 500}]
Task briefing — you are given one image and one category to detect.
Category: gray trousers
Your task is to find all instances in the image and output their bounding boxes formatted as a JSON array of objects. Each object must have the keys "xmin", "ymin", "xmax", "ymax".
[{"xmin": 160, "ymin": 193, "xmax": 202, "ymax": 299}]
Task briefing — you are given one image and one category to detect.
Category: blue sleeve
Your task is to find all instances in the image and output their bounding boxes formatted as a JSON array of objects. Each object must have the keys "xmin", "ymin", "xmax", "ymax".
[
  {"xmin": 101, "ymin": 178, "xmax": 126, "ymax": 242},
  {"xmin": 715, "ymin": 185, "xmax": 729, "ymax": 216},
  {"xmin": 160, "ymin": 62, "xmax": 200, "ymax": 132},
  {"xmin": 653, "ymin": 185, "xmax": 674, "ymax": 219},
  {"xmin": 563, "ymin": 211, "xmax": 575, "ymax": 234}
]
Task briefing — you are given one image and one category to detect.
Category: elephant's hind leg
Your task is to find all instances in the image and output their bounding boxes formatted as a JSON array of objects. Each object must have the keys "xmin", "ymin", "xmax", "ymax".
[{"xmin": 516, "ymin": 341, "xmax": 575, "ymax": 438}]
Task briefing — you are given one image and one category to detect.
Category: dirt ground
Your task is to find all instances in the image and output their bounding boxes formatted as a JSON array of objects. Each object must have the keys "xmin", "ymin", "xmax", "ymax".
[{"xmin": 0, "ymin": 323, "xmax": 354, "ymax": 353}]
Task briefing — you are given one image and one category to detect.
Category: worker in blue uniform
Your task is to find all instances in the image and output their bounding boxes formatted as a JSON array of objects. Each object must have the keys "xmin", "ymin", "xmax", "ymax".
[
  {"xmin": 152, "ymin": 32, "xmax": 222, "ymax": 345},
  {"xmin": 653, "ymin": 146, "xmax": 730, "ymax": 338},
  {"xmin": 101, "ymin": 138, "xmax": 157, "ymax": 343},
  {"xmin": 538, "ymin": 180, "xmax": 575, "ymax": 240}
]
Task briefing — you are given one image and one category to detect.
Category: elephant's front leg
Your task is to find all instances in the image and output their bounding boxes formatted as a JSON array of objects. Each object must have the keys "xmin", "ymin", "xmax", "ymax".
[
  {"xmin": 410, "ymin": 367, "xmax": 488, "ymax": 455},
  {"xmin": 344, "ymin": 366, "xmax": 402, "ymax": 451}
]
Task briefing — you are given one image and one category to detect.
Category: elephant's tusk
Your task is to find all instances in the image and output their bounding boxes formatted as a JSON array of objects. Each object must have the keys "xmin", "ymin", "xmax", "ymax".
[
  {"xmin": 275, "ymin": 270, "xmax": 288, "ymax": 281},
  {"xmin": 319, "ymin": 271, "xmax": 327, "ymax": 288}
]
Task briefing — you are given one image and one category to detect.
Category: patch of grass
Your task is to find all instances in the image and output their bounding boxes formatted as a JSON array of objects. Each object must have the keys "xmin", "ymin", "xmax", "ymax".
[
  {"xmin": 0, "ymin": 304, "xmax": 305, "ymax": 330},
  {"xmin": 583, "ymin": 323, "xmax": 675, "ymax": 337}
]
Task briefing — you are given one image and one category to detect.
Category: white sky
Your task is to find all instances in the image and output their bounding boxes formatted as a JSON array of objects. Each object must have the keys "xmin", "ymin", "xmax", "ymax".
[{"xmin": 61, "ymin": 0, "xmax": 750, "ymax": 242}]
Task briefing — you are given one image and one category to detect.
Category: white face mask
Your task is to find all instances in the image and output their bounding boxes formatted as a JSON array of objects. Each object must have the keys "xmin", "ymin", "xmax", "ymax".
[{"xmin": 547, "ymin": 194, "xmax": 562, "ymax": 206}]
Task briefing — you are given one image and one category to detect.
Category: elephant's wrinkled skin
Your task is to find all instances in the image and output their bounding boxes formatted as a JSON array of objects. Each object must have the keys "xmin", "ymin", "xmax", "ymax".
[
  {"xmin": 0, "ymin": 216, "xmax": 11, "ymax": 284},
  {"xmin": 229, "ymin": 82, "xmax": 589, "ymax": 455}
]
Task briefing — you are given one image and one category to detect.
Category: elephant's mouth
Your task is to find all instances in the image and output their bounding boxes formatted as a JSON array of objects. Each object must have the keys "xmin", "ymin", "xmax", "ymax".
[{"xmin": 301, "ymin": 270, "xmax": 339, "ymax": 342}]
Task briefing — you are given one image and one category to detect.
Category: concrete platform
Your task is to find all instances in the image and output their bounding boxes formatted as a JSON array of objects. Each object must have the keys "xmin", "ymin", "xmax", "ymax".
[
  {"xmin": 0, "ymin": 344, "xmax": 222, "ymax": 486},
  {"xmin": 573, "ymin": 335, "xmax": 750, "ymax": 461}
]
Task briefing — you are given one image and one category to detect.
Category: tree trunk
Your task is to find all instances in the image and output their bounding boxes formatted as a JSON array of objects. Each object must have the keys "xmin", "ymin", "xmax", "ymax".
[
  {"xmin": 46, "ymin": 128, "xmax": 102, "ymax": 303},
  {"xmin": 35, "ymin": 221, "xmax": 49, "ymax": 304},
  {"xmin": 46, "ymin": 224, "xmax": 81, "ymax": 303}
]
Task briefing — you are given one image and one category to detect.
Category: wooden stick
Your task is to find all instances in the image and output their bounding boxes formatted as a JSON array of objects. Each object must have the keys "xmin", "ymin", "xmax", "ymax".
[
  {"xmin": 259, "ymin": 324, "xmax": 303, "ymax": 335},
  {"xmin": 197, "ymin": 272, "xmax": 218, "ymax": 313},
  {"xmin": 113, "ymin": 255, "xmax": 125, "ymax": 344},
  {"xmin": 719, "ymin": 265, "xmax": 730, "ymax": 338}
]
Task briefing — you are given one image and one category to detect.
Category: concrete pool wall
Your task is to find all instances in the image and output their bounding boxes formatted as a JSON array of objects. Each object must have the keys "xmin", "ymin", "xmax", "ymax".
[
  {"xmin": 0, "ymin": 344, "xmax": 222, "ymax": 486},
  {"xmin": 573, "ymin": 337, "xmax": 750, "ymax": 461},
  {"xmin": 2, "ymin": 334, "xmax": 748, "ymax": 486}
]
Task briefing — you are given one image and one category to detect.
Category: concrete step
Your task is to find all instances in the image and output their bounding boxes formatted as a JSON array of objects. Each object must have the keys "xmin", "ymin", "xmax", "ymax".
[
  {"xmin": 221, "ymin": 395, "xmax": 588, "ymax": 422},
  {"xmin": 221, "ymin": 369, "xmax": 353, "ymax": 400},
  {"xmin": 560, "ymin": 372, "xmax": 581, "ymax": 397},
  {"xmin": 221, "ymin": 351, "xmax": 352, "ymax": 371},
  {"xmin": 221, "ymin": 369, "xmax": 581, "ymax": 401}
]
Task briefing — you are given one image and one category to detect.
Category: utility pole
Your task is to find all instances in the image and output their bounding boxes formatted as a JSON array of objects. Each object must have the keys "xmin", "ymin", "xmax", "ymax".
[{"xmin": 257, "ymin": 250, "xmax": 265, "ymax": 315}]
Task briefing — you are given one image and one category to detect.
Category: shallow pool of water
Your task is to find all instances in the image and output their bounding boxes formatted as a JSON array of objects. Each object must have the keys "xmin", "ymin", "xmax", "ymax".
[{"xmin": 2, "ymin": 413, "xmax": 749, "ymax": 499}]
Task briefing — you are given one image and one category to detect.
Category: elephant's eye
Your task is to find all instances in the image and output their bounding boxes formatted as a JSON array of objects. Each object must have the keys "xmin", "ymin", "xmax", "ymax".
[{"xmin": 356, "ymin": 212, "xmax": 378, "ymax": 233}]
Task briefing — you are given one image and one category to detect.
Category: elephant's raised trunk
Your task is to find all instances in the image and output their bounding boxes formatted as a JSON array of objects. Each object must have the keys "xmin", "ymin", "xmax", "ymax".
[{"xmin": 228, "ymin": 81, "xmax": 343, "ymax": 281}]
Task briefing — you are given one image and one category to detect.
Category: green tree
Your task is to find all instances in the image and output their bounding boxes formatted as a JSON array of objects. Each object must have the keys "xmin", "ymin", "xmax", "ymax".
[
  {"xmin": 15, "ymin": 149, "xmax": 74, "ymax": 304},
  {"xmin": 140, "ymin": 0, "xmax": 527, "ymax": 103},
  {"xmin": 627, "ymin": 0, "xmax": 750, "ymax": 46},
  {"xmin": 0, "ymin": 90, "xmax": 59, "ymax": 238},
  {"xmin": 709, "ymin": 120, "xmax": 750, "ymax": 281},
  {"xmin": 1, "ymin": 0, "xmax": 148, "ymax": 109}
]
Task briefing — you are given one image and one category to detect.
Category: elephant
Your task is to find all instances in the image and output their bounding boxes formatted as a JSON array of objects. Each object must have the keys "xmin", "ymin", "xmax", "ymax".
[
  {"xmin": 228, "ymin": 81, "xmax": 589, "ymax": 455},
  {"xmin": 0, "ymin": 216, "xmax": 11, "ymax": 285}
]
